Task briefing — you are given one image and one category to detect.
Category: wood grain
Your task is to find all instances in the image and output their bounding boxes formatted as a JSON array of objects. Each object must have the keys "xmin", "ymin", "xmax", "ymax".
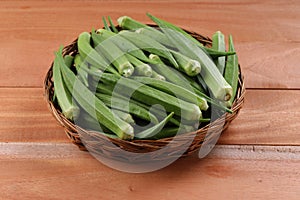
[
  {"xmin": 0, "ymin": 88, "xmax": 68, "ymax": 143},
  {"xmin": 1, "ymin": 88, "xmax": 299, "ymax": 145},
  {"xmin": 219, "ymin": 89, "xmax": 300, "ymax": 145},
  {"xmin": 0, "ymin": 143, "xmax": 299, "ymax": 200},
  {"xmin": 0, "ymin": 0, "xmax": 299, "ymax": 88}
]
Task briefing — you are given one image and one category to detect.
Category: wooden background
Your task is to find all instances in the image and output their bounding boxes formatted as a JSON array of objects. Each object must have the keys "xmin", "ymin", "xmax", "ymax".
[{"xmin": 0, "ymin": 0, "xmax": 299, "ymax": 199}]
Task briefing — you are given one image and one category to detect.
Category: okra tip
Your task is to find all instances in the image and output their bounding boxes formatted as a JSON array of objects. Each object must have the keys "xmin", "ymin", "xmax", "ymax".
[
  {"xmin": 224, "ymin": 94, "xmax": 231, "ymax": 102},
  {"xmin": 63, "ymin": 106, "xmax": 80, "ymax": 121},
  {"xmin": 122, "ymin": 124, "xmax": 134, "ymax": 140},
  {"xmin": 153, "ymin": 73, "xmax": 166, "ymax": 81},
  {"xmin": 226, "ymin": 51, "xmax": 236, "ymax": 56},
  {"xmin": 149, "ymin": 54, "xmax": 159, "ymax": 61},
  {"xmin": 213, "ymin": 30, "xmax": 223, "ymax": 35},
  {"xmin": 188, "ymin": 60, "xmax": 201, "ymax": 76},
  {"xmin": 183, "ymin": 104, "xmax": 202, "ymax": 121},
  {"xmin": 121, "ymin": 66, "xmax": 134, "ymax": 77},
  {"xmin": 225, "ymin": 86, "xmax": 233, "ymax": 101},
  {"xmin": 143, "ymin": 66, "xmax": 153, "ymax": 77},
  {"xmin": 135, "ymin": 28, "xmax": 143, "ymax": 34},
  {"xmin": 117, "ymin": 16, "xmax": 130, "ymax": 27},
  {"xmin": 200, "ymin": 101, "xmax": 209, "ymax": 111}
]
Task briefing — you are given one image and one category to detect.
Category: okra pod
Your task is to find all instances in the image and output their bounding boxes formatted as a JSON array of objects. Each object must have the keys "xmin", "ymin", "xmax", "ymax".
[
  {"xmin": 112, "ymin": 109, "xmax": 135, "ymax": 124},
  {"xmin": 212, "ymin": 31, "xmax": 226, "ymax": 74},
  {"xmin": 56, "ymin": 48, "xmax": 134, "ymax": 139},
  {"xmin": 77, "ymin": 32, "xmax": 118, "ymax": 75},
  {"xmin": 91, "ymin": 31, "xmax": 134, "ymax": 77},
  {"xmin": 224, "ymin": 35, "xmax": 239, "ymax": 107},
  {"xmin": 135, "ymin": 112, "xmax": 174, "ymax": 139},
  {"xmin": 118, "ymin": 30, "xmax": 179, "ymax": 68},
  {"xmin": 53, "ymin": 53, "xmax": 79, "ymax": 120},
  {"xmin": 171, "ymin": 50, "xmax": 201, "ymax": 76},
  {"xmin": 146, "ymin": 13, "xmax": 236, "ymax": 58},
  {"xmin": 99, "ymin": 73, "xmax": 202, "ymax": 121},
  {"xmin": 118, "ymin": 16, "xmax": 147, "ymax": 30},
  {"xmin": 74, "ymin": 54, "xmax": 89, "ymax": 87},
  {"xmin": 126, "ymin": 54, "xmax": 153, "ymax": 77},
  {"xmin": 147, "ymin": 14, "xmax": 232, "ymax": 101},
  {"xmin": 96, "ymin": 92, "xmax": 159, "ymax": 124},
  {"xmin": 132, "ymin": 76, "xmax": 208, "ymax": 111},
  {"xmin": 151, "ymin": 70, "xmax": 166, "ymax": 81},
  {"xmin": 95, "ymin": 29, "xmax": 155, "ymax": 64},
  {"xmin": 96, "ymin": 84, "xmax": 181, "ymax": 127}
]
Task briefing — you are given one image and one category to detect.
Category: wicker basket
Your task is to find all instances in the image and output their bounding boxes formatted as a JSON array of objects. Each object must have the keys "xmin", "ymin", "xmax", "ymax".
[{"xmin": 44, "ymin": 27, "xmax": 245, "ymax": 162}]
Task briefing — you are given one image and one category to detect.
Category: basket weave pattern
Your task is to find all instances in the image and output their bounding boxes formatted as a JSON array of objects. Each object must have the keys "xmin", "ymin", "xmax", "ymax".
[{"xmin": 44, "ymin": 29, "xmax": 245, "ymax": 161}]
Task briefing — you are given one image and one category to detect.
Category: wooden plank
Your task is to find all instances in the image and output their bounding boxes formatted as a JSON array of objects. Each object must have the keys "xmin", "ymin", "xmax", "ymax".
[
  {"xmin": 0, "ymin": 88, "xmax": 69, "ymax": 142},
  {"xmin": 0, "ymin": 143, "xmax": 299, "ymax": 200},
  {"xmin": 0, "ymin": 0, "xmax": 299, "ymax": 88},
  {"xmin": 0, "ymin": 88, "xmax": 299, "ymax": 146},
  {"xmin": 219, "ymin": 89, "xmax": 300, "ymax": 145}
]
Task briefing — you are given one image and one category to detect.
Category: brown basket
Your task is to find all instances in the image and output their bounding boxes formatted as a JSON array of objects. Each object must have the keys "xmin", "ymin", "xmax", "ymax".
[{"xmin": 44, "ymin": 28, "xmax": 245, "ymax": 162}]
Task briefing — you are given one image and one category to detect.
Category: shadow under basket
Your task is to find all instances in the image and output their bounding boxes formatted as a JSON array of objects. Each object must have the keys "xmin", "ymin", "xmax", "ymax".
[{"xmin": 44, "ymin": 29, "xmax": 245, "ymax": 162}]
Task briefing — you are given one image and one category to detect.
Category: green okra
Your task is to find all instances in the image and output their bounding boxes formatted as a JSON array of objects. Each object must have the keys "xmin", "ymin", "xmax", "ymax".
[
  {"xmin": 102, "ymin": 16, "xmax": 111, "ymax": 32},
  {"xmin": 132, "ymin": 76, "xmax": 209, "ymax": 111},
  {"xmin": 96, "ymin": 91, "xmax": 159, "ymax": 124},
  {"xmin": 136, "ymin": 28, "xmax": 171, "ymax": 47},
  {"xmin": 99, "ymin": 73, "xmax": 202, "ymax": 121},
  {"xmin": 74, "ymin": 54, "xmax": 89, "ymax": 87},
  {"xmin": 53, "ymin": 53, "xmax": 79, "ymax": 120},
  {"xmin": 77, "ymin": 112, "xmax": 119, "ymax": 138},
  {"xmin": 56, "ymin": 48, "xmax": 134, "ymax": 139},
  {"xmin": 135, "ymin": 112, "xmax": 174, "ymax": 139},
  {"xmin": 146, "ymin": 13, "xmax": 235, "ymax": 58},
  {"xmin": 151, "ymin": 70, "xmax": 166, "ymax": 81},
  {"xmin": 118, "ymin": 16, "xmax": 147, "ymax": 30},
  {"xmin": 112, "ymin": 109, "xmax": 135, "ymax": 124},
  {"xmin": 149, "ymin": 54, "xmax": 201, "ymax": 91},
  {"xmin": 136, "ymin": 27, "xmax": 235, "ymax": 58},
  {"xmin": 63, "ymin": 55, "xmax": 74, "ymax": 68},
  {"xmin": 95, "ymin": 29, "xmax": 156, "ymax": 64},
  {"xmin": 91, "ymin": 31, "xmax": 134, "ymax": 77},
  {"xmin": 96, "ymin": 83, "xmax": 181, "ymax": 127},
  {"xmin": 193, "ymin": 87, "xmax": 232, "ymax": 113},
  {"xmin": 170, "ymin": 50, "xmax": 201, "ymax": 76},
  {"xmin": 52, "ymin": 55, "xmax": 74, "ymax": 103},
  {"xmin": 77, "ymin": 32, "xmax": 118, "ymax": 75},
  {"xmin": 118, "ymin": 30, "xmax": 179, "ymax": 68},
  {"xmin": 224, "ymin": 35, "xmax": 239, "ymax": 107},
  {"xmin": 212, "ymin": 31, "xmax": 226, "ymax": 74},
  {"xmin": 126, "ymin": 54, "xmax": 153, "ymax": 77},
  {"xmin": 146, "ymin": 13, "xmax": 232, "ymax": 101},
  {"xmin": 108, "ymin": 16, "xmax": 118, "ymax": 33}
]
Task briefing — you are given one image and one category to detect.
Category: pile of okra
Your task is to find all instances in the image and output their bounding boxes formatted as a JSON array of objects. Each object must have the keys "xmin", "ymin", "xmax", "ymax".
[{"xmin": 53, "ymin": 13, "xmax": 239, "ymax": 140}]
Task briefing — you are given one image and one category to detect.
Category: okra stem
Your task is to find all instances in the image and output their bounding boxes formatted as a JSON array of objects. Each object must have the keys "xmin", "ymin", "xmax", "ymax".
[{"xmin": 108, "ymin": 16, "xmax": 119, "ymax": 33}]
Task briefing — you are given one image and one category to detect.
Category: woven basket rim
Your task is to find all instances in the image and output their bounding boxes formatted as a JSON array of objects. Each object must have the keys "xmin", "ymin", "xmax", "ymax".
[{"xmin": 44, "ymin": 26, "xmax": 245, "ymax": 160}]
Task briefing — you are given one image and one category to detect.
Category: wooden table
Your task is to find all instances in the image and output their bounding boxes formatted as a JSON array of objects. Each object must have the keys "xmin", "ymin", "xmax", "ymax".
[{"xmin": 0, "ymin": 1, "xmax": 299, "ymax": 199}]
